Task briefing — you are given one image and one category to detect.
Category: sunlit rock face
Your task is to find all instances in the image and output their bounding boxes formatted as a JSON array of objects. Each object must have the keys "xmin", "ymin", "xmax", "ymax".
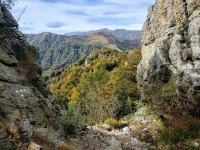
[
  {"xmin": 0, "ymin": 2, "xmax": 64, "ymax": 149},
  {"xmin": 137, "ymin": 0, "xmax": 200, "ymax": 116}
]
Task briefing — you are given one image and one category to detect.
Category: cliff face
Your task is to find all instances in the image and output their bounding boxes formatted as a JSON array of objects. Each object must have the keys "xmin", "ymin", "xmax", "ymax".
[
  {"xmin": 0, "ymin": 3, "xmax": 65, "ymax": 150},
  {"xmin": 137, "ymin": 0, "xmax": 200, "ymax": 117}
]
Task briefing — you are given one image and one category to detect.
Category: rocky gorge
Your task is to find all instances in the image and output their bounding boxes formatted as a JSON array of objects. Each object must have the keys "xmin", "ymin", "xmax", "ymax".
[{"xmin": 1, "ymin": 0, "xmax": 200, "ymax": 149}]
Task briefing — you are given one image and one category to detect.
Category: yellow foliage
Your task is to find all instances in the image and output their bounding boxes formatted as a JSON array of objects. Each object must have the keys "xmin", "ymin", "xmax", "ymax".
[
  {"xmin": 68, "ymin": 87, "xmax": 79, "ymax": 105},
  {"xmin": 66, "ymin": 73, "xmax": 72, "ymax": 79},
  {"xmin": 100, "ymin": 83, "xmax": 113, "ymax": 98},
  {"xmin": 86, "ymin": 64, "xmax": 92, "ymax": 70},
  {"xmin": 49, "ymin": 47, "xmax": 142, "ymax": 122},
  {"xmin": 49, "ymin": 83, "xmax": 57, "ymax": 94}
]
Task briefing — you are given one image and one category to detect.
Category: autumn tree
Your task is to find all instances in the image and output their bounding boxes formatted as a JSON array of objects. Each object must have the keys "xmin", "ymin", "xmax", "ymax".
[{"xmin": 49, "ymin": 47, "xmax": 142, "ymax": 124}]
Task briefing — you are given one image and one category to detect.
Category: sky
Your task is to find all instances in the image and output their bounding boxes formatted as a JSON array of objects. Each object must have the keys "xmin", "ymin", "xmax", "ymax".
[{"xmin": 11, "ymin": 0, "xmax": 155, "ymax": 34}]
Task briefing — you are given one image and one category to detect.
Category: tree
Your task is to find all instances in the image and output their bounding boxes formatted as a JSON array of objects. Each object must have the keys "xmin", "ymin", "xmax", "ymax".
[
  {"xmin": 49, "ymin": 47, "xmax": 142, "ymax": 123},
  {"xmin": 68, "ymin": 87, "xmax": 79, "ymax": 105},
  {"xmin": 2, "ymin": 0, "xmax": 18, "ymax": 9}
]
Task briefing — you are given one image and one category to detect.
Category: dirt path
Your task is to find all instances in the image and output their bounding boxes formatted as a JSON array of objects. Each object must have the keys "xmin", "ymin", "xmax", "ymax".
[{"xmin": 70, "ymin": 125, "xmax": 151, "ymax": 150}]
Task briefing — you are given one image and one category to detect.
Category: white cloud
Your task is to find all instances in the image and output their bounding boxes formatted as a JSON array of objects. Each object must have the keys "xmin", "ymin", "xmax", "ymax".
[
  {"xmin": 46, "ymin": 21, "xmax": 68, "ymax": 28},
  {"xmin": 19, "ymin": 27, "xmax": 34, "ymax": 30},
  {"xmin": 11, "ymin": 0, "xmax": 155, "ymax": 34}
]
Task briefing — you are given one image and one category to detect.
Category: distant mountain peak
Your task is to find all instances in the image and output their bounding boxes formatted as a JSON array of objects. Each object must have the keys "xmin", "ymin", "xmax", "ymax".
[{"xmin": 64, "ymin": 28, "xmax": 141, "ymax": 41}]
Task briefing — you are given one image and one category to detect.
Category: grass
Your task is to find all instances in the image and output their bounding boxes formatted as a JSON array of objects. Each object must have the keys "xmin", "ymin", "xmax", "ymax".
[
  {"xmin": 121, "ymin": 113, "xmax": 135, "ymax": 121},
  {"xmin": 104, "ymin": 118, "xmax": 128, "ymax": 129}
]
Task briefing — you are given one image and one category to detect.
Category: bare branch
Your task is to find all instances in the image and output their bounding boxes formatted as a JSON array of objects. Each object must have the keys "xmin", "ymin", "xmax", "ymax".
[{"xmin": 16, "ymin": 6, "xmax": 27, "ymax": 21}]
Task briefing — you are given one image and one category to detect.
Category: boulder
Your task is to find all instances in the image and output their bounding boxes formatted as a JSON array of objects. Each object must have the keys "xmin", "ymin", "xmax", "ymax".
[
  {"xmin": 105, "ymin": 137, "xmax": 122, "ymax": 150},
  {"xmin": 122, "ymin": 127, "xmax": 130, "ymax": 133},
  {"xmin": 28, "ymin": 141, "xmax": 42, "ymax": 150}
]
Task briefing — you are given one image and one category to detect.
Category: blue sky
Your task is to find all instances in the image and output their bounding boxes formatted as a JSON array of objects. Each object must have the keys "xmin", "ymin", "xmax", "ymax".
[{"xmin": 11, "ymin": 0, "xmax": 155, "ymax": 34}]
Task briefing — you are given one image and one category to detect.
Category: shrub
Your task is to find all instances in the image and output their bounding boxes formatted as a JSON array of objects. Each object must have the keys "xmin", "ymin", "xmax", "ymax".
[
  {"xmin": 16, "ymin": 44, "xmax": 40, "ymax": 82},
  {"xmin": 59, "ymin": 104, "xmax": 82, "ymax": 134},
  {"xmin": 121, "ymin": 113, "xmax": 135, "ymax": 122},
  {"xmin": 161, "ymin": 118, "xmax": 200, "ymax": 147},
  {"xmin": 162, "ymin": 127, "xmax": 188, "ymax": 144},
  {"xmin": 104, "ymin": 118, "xmax": 127, "ymax": 129}
]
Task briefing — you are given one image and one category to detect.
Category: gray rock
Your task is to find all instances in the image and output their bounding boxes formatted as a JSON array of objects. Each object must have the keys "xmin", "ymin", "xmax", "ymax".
[
  {"xmin": 0, "ymin": 3, "xmax": 65, "ymax": 149},
  {"xmin": 0, "ymin": 126, "xmax": 7, "ymax": 139},
  {"xmin": 137, "ymin": 0, "xmax": 200, "ymax": 116},
  {"xmin": 122, "ymin": 127, "xmax": 130, "ymax": 133},
  {"xmin": 0, "ymin": 4, "xmax": 5, "ymax": 26},
  {"xmin": 34, "ymin": 76, "xmax": 49, "ymax": 98},
  {"xmin": 0, "ymin": 45, "xmax": 18, "ymax": 65},
  {"xmin": 19, "ymin": 119, "xmax": 33, "ymax": 139},
  {"xmin": 0, "ymin": 82, "xmax": 6, "ymax": 92},
  {"xmin": 105, "ymin": 137, "xmax": 122, "ymax": 150},
  {"xmin": 0, "ymin": 62, "xmax": 25, "ymax": 83},
  {"xmin": 101, "ymin": 124, "xmax": 112, "ymax": 130},
  {"xmin": 2, "ymin": 5, "xmax": 18, "ymax": 27}
]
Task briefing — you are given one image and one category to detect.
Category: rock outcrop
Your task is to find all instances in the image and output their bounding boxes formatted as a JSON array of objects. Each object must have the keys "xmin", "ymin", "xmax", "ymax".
[
  {"xmin": 137, "ymin": 0, "xmax": 200, "ymax": 117},
  {"xmin": 0, "ymin": 2, "xmax": 65, "ymax": 149}
]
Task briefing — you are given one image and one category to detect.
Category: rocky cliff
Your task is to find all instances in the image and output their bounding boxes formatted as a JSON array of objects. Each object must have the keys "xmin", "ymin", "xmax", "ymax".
[
  {"xmin": 0, "ymin": 2, "xmax": 66, "ymax": 150},
  {"xmin": 137, "ymin": 0, "xmax": 200, "ymax": 117}
]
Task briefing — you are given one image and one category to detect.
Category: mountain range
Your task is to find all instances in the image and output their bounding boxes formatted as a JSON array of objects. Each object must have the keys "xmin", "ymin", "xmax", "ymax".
[
  {"xmin": 26, "ymin": 30, "xmax": 140, "ymax": 72},
  {"xmin": 64, "ymin": 28, "xmax": 141, "ymax": 42}
]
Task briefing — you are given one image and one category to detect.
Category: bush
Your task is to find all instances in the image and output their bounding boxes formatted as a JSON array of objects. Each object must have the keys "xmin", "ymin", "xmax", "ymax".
[
  {"xmin": 121, "ymin": 113, "xmax": 135, "ymax": 122},
  {"xmin": 161, "ymin": 118, "xmax": 200, "ymax": 147},
  {"xmin": 104, "ymin": 118, "xmax": 127, "ymax": 129},
  {"xmin": 162, "ymin": 127, "xmax": 188, "ymax": 144},
  {"xmin": 16, "ymin": 44, "xmax": 40, "ymax": 82},
  {"xmin": 59, "ymin": 104, "xmax": 82, "ymax": 134}
]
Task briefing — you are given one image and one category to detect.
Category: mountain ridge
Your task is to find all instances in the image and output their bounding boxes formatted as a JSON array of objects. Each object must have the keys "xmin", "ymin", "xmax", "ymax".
[
  {"xmin": 64, "ymin": 28, "xmax": 141, "ymax": 42},
  {"xmin": 26, "ymin": 31, "xmax": 140, "ymax": 72}
]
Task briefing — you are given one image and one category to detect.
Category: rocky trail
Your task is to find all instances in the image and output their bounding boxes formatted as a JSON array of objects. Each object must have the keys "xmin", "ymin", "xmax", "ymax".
[
  {"xmin": 70, "ymin": 125, "xmax": 151, "ymax": 150},
  {"xmin": 69, "ymin": 107, "xmax": 161, "ymax": 150}
]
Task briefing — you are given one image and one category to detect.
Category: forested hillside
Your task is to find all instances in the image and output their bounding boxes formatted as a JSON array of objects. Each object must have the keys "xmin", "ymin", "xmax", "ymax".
[
  {"xmin": 26, "ymin": 31, "xmax": 139, "ymax": 72},
  {"xmin": 47, "ymin": 47, "xmax": 142, "ymax": 125}
]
